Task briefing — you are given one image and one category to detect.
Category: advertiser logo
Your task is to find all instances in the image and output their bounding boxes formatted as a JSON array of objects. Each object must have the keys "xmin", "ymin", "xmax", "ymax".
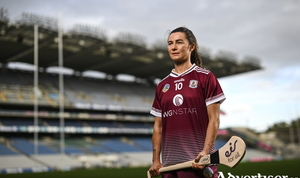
[
  {"xmin": 225, "ymin": 139, "xmax": 241, "ymax": 163},
  {"xmin": 162, "ymin": 94, "xmax": 197, "ymax": 118},
  {"xmin": 162, "ymin": 108, "xmax": 197, "ymax": 118},
  {"xmin": 173, "ymin": 94, "xmax": 183, "ymax": 106},
  {"xmin": 162, "ymin": 84, "xmax": 170, "ymax": 93},
  {"xmin": 225, "ymin": 140, "xmax": 237, "ymax": 157}
]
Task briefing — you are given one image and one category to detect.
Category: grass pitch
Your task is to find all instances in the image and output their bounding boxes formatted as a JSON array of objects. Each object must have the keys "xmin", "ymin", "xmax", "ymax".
[{"xmin": 1, "ymin": 159, "xmax": 299, "ymax": 178}]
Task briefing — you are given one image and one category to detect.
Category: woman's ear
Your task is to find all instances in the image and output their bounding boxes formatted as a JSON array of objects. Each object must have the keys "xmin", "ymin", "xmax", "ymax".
[{"xmin": 189, "ymin": 43, "xmax": 195, "ymax": 51}]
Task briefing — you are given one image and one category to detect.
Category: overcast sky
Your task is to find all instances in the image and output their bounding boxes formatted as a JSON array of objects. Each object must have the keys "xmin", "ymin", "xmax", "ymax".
[{"xmin": 1, "ymin": 0, "xmax": 300, "ymax": 132}]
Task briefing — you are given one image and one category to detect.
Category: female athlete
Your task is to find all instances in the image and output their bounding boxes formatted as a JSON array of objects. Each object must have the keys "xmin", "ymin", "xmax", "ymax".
[{"xmin": 149, "ymin": 27, "xmax": 226, "ymax": 178}]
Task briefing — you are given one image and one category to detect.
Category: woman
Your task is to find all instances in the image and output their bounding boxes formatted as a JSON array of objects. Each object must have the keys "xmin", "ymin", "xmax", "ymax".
[{"xmin": 149, "ymin": 27, "xmax": 226, "ymax": 178}]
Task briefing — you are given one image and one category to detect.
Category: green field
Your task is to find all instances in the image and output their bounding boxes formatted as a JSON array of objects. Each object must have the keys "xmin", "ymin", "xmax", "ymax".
[{"xmin": 1, "ymin": 159, "xmax": 299, "ymax": 178}]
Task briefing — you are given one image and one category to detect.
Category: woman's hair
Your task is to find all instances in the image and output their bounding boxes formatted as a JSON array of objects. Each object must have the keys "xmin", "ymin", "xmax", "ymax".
[{"xmin": 169, "ymin": 27, "xmax": 202, "ymax": 67}]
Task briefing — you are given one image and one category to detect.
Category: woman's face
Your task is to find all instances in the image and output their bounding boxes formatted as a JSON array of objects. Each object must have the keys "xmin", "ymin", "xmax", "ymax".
[{"xmin": 167, "ymin": 32, "xmax": 194, "ymax": 64}]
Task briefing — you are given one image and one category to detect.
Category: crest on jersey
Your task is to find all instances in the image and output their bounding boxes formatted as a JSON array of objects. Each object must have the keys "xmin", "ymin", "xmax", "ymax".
[
  {"xmin": 162, "ymin": 84, "xmax": 170, "ymax": 93},
  {"xmin": 173, "ymin": 94, "xmax": 184, "ymax": 106},
  {"xmin": 189, "ymin": 80, "xmax": 198, "ymax": 88}
]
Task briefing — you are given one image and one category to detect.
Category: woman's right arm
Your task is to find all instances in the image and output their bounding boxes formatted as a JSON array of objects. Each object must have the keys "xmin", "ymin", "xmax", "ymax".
[{"xmin": 149, "ymin": 116, "xmax": 163, "ymax": 177}]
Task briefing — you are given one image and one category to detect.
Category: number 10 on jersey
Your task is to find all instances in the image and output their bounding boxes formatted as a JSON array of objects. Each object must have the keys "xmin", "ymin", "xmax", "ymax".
[{"xmin": 175, "ymin": 83, "xmax": 183, "ymax": 91}]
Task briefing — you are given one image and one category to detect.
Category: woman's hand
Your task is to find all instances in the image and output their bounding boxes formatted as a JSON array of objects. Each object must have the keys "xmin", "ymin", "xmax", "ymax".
[
  {"xmin": 149, "ymin": 161, "xmax": 163, "ymax": 177},
  {"xmin": 192, "ymin": 150, "xmax": 209, "ymax": 170}
]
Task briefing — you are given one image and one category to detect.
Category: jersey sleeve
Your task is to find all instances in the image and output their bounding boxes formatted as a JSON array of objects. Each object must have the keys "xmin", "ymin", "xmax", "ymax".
[
  {"xmin": 150, "ymin": 87, "xmax": 162, "ymax": 117},
  {"xmin": 204, "ymin": 72, "xmax": 226, "ymax": 106}
]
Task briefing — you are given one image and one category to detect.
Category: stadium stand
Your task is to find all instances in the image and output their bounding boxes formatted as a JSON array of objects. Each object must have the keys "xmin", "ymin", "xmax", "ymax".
[
  {"xmin": 0, "ymin": 143, "xmax": 17, "ymax": 155},
  {"xmin": 10, "ymin": 137, "xmax": 57, "ymax": 155},
  {"xmin": 0, "ymin": 70, "xmax": 154, "ymax": 110},
  {"xmin": 98, "ymin": 138, "xmax": 142, "ymax": 152}
]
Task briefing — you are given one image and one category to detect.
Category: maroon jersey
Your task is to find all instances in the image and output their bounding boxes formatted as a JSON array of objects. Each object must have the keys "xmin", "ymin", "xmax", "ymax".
[{"xmin": 150, "ymin": 64, "xmax": 225, "ymax": 166}]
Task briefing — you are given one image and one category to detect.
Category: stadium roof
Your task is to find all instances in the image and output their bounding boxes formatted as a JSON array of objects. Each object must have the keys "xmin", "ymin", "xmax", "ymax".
[{"xmin": 0, "ymin": 11, "xmax": 262, "ymax": 81}]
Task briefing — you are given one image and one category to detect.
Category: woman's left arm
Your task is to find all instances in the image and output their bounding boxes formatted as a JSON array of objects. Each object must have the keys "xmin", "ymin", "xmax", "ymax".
[
  {"xmin": 203, "ymin": 102, "xmax": 221, "ymax": 154},
  {"xmin": 192, "ymin": 102, "xmax": 220, "ymax": 169}
]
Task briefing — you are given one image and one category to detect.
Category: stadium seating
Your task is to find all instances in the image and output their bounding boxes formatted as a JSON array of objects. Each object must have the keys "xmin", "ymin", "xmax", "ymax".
[
  {"xmin": 0, "ymin": 143, "xmax": 18, "ymax": 155},
  {"xmin": 64, "ymin": 147, "xmax": 85, "ymax": 155},
  {"xmin": 85, "ymin": 120, "xmax": 119, "ymax": 128},
  {"xmin": 10, "ymin": 138, "xmax": 57, "ymax": 155},
  {"xmin": 129, "ymin": 138, "xmax": 152, "ymax": 151},
  {"xmin": 0, "ymin": 70, "xmax": 154, "ymax": 110},
  {"xmin": 97, "ymin": 138, "xmax": 142, "ymax": 152},
  {"xmin": 1, "ymin": 118, "xmax": 34, "ymax": 126},
  {"xmin": 86, "ymin": 146, "xmax": 110, "ymax": 154}
]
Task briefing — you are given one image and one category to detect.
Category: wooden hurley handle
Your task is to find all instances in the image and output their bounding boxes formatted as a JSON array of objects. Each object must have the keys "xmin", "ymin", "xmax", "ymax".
[
  {"xmin": 159, "ymin": 160, "xmax": 193, "ymax": 173},
  {"xmin": 147, "ymin": 161, "xmax": 193, "ymax": 178},
  {"xmin": 147, "ymin": 155, "xmax": 211, "ymax": 177},
  {"xmin": 147, "ymin": 171, "xmax": 151, "ymax": 178}
]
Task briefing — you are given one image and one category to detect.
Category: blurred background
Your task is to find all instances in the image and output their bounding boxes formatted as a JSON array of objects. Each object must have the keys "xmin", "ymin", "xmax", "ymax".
[{"xmin": 0, "ymin": 0, "xmax": 299, "ymax": 175}]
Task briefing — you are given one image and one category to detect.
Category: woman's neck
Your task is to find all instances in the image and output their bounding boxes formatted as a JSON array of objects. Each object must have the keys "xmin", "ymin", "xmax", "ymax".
[{"xmin": 173, "ymin": 61, "xmax": 193, "ymax": 74}]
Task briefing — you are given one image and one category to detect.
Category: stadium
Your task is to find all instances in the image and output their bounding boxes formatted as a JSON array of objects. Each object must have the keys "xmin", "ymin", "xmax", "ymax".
[{"xmin": 0, "ymin": 7, "xmax": 295, "ymax": 176}]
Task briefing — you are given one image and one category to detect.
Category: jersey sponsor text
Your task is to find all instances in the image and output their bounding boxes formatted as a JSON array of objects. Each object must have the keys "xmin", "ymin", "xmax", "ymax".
[{"xmin": 163, "ymin": 107, "xmax": 197, "ymax": 118}]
